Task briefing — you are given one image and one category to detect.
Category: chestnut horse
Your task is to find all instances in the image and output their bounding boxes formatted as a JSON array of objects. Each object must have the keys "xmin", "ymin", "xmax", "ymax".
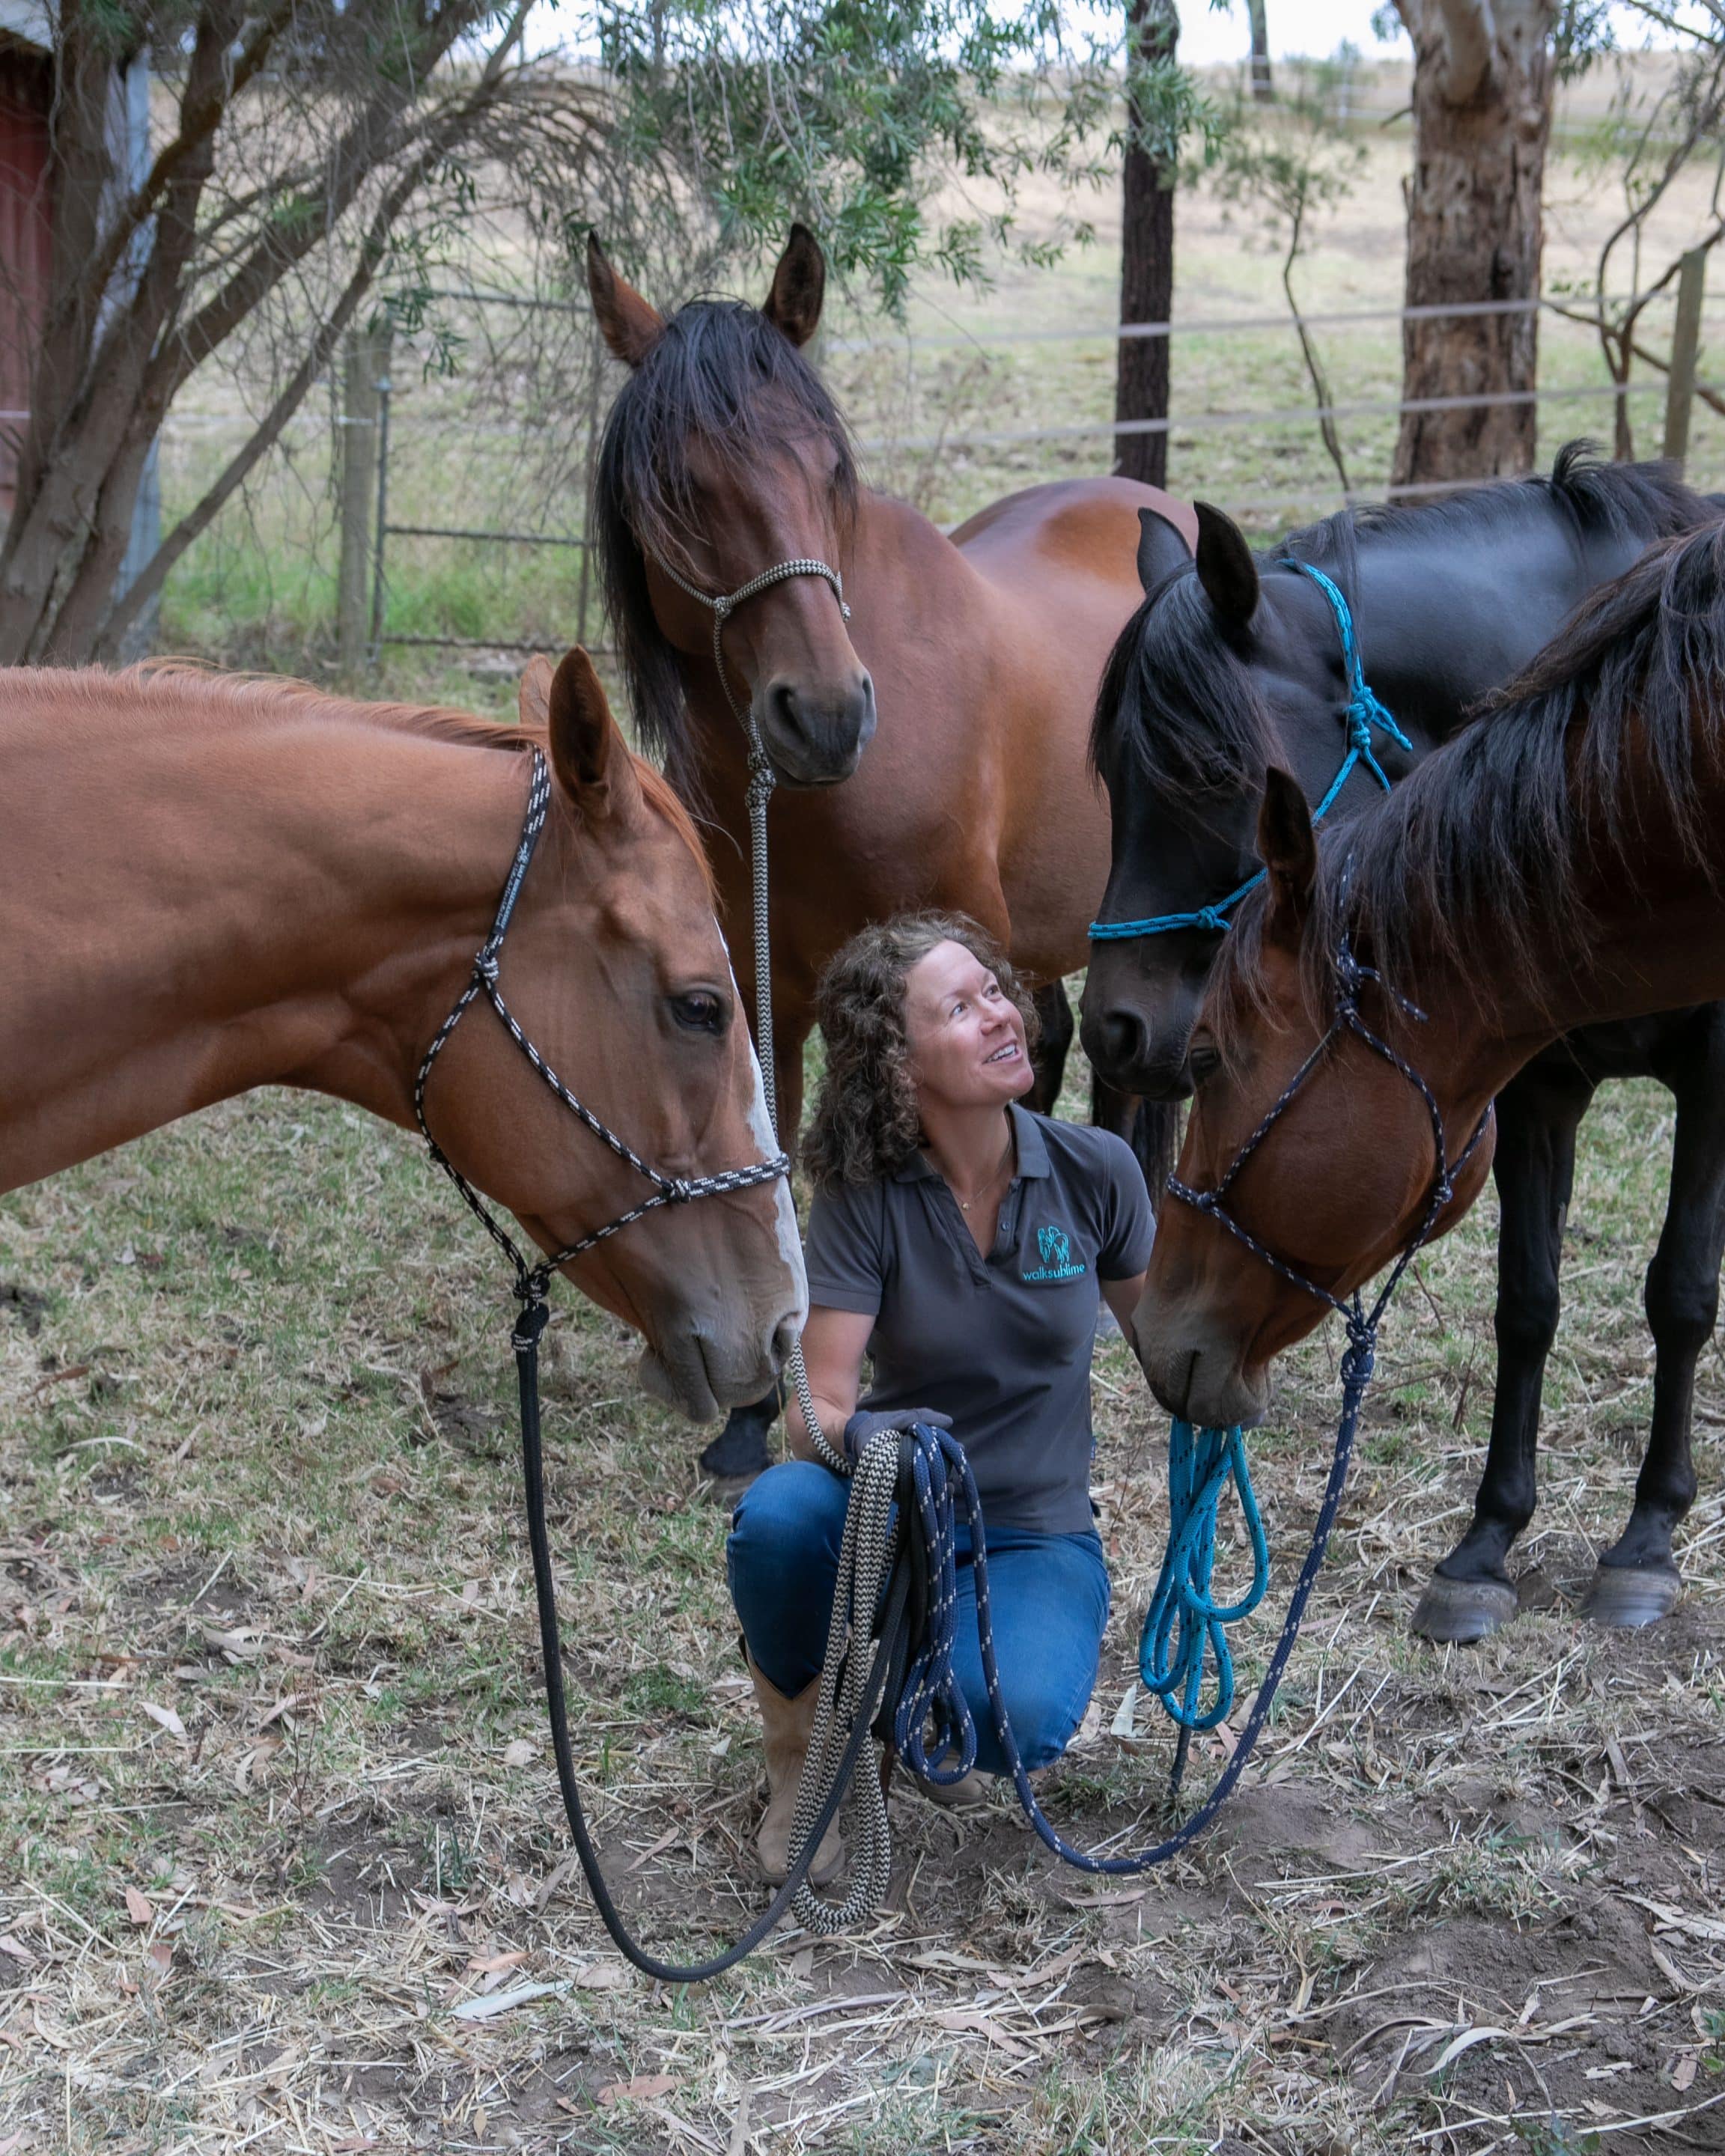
[
  {"xmin": 587, "ymin": 223, "xmax": 1196, "ymax": 1470},
  {"xmin": 0, "ymin": 654, "xmax": 804, "ymax": 1421},
  {"xmin": 1136, "ymin": 522, "xmax": 1725, "ymax": 1627}
]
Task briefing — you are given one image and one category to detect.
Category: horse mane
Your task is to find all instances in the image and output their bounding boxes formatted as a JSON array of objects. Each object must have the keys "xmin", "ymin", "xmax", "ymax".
[
  {"xmin": 1089, "ymin": 442, "xmax": 1713, "ymax": 802},
  {"xmin": 91, "ymin": 662, "xmax": 713, "ymax": 895},
  {"xmin": 1211, "ymin": 517, "xmax": 1725, "ymax": 1050},
  {"xmin": 593, "ymin": 298, "xmax": 858, "ymax": 782}
]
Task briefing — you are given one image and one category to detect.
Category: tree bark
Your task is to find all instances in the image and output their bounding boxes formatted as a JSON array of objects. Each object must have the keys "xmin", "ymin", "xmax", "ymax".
[
  {"xmin": 1114, "ymin": 0, "xmax": 1178, "ymax": 491},
  {"xmin": 1391, "ymin": 0, "xmax": 1556, "ymax": 491},
  {"xmin": 1246, "ymin": 0, "xmax": 1272, "ymax": 103}
]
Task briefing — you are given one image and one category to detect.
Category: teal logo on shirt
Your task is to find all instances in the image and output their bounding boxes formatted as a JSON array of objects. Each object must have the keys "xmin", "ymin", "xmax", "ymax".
[{"xmin": 1023, "ymin": 1222, "xmax": 1086, "ymax": 1283}]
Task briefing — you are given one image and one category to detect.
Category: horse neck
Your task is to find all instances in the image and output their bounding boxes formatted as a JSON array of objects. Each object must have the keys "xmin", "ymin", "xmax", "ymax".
[
  {"xmin": 0, "ymin": 696, "xmax": 529, "ymax": 1190},
  {"xmin": 1411, "ymin": 698, "xmax": 1725, "ymax": 1109},
  {"xmin": 1337, "ymin": 496, "xmax": 1678, "ymax": 749}
]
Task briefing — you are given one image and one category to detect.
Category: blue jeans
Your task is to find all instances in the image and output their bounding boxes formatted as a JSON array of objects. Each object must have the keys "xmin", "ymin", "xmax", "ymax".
[{"xmin": 727, "ymin": 1459, "xmax": 1110, "ymax": 1775}]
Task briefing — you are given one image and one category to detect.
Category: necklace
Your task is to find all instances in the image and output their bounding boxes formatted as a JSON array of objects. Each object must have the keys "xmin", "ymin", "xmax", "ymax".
[{"xmin": 952, "ymin": 1131, "xmax": 1014, "ymax": 1213}]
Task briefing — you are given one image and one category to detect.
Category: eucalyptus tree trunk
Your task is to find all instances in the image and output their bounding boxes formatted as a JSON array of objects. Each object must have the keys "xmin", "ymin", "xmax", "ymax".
[
  {"xmin": 1391, "ymin": 0, "xmax": 1556, "ymax": 490},
  {"xmin": 1114, "ymin": 0, "xmax": 1178, "ymax": 490},
  {"xmin": 1246, "ymin": 0, "xmax": 1272, "ymax": 103}
]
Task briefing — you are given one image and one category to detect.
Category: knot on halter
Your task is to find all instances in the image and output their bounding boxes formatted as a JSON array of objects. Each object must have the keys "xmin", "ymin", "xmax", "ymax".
[
  {"xmin": 665, "ymin": 1177, "xmax": 697, "ymax": 1205},
  {"xmin": 1193, "ymin": 904, "xmax": 1229, "ymax": 934},
  {"xmin": 474, "ymin": 948, "xmax": 502, "ymax": 986}
]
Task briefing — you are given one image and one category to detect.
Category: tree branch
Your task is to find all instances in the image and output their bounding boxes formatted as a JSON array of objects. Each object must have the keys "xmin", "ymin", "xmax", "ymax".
[{"xmin": 1433, "ymin": 0, "xmax": 1496, "ymax": 105}]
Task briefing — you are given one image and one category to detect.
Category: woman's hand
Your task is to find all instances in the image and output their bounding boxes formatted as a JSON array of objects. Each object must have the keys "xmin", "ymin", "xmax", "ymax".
[{"xmin": 786, "ymin": 1306, "xmax": 877, "ymax": 1463}]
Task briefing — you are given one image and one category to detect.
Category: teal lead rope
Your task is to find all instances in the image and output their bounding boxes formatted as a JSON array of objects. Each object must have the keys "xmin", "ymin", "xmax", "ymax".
[{"xmin": 1138, "ymin": 1422, "xmax": 1271, "ymax": 1753}]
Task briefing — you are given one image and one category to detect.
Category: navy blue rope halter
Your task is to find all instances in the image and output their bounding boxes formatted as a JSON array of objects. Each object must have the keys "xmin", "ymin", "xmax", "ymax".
[{"xmin": 1089, "ymin": 562, "xmax": 1413, "ymax": 943}]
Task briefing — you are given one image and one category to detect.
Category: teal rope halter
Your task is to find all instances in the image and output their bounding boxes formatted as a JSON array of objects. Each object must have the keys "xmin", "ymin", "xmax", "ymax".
[{"xmin": 1088, "ymin": 561, "xmax": 1414, "ymax": 943}]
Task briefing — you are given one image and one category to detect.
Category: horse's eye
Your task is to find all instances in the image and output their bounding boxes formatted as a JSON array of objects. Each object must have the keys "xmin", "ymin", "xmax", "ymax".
[
  {"xmin": 1189, "ymin": 1038, "xmax": 1222, "ymax": 1085},
  {"xmin": 671, "ymin": 990, "xmax": 726, "ymax": 1035}
]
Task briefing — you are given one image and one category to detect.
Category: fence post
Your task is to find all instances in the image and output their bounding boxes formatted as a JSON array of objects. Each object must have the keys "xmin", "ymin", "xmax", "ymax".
[
  {"xmin": 336, "ymin": 324, "xmax": 389, "ymax": 672},
  {"xmin": 1663, "ymin": 247, "xmax": 1707, "ymax": 472}
]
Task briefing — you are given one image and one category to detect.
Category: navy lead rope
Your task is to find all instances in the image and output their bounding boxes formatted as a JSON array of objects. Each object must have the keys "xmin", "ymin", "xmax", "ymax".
[
  {"xmin": 1088, "ymin": 561, "xmax": 1413, "ymax": 943},
  {"xmin": 895, "ymin": 930, "xmax": 1491, "ymax": 1872}
]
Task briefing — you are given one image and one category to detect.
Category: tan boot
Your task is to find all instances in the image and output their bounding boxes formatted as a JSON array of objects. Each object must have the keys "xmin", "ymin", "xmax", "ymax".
[
  {"xmin": 916, "ymin": 1769, "xmax": 990, "ymax": 1809},
  {"xmin": 748, "ymin": 1654, "xmax": 845, "ymax": 1888}
]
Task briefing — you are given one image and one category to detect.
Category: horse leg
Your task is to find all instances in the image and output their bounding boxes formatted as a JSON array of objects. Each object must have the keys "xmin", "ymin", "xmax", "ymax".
[
  {"xmin": 1584, "ymin": 1014, "xmax": 1725, "ymax": 1625},
  {"xmin": 1413, "ymin": 1059, "xmax": 1592, "ymax": 1643},
  {"xmin": 698, "ymin": 1018, "xmax": 809, "ymax": 1483},
  {"xmin": 1028, "ymin": 981, "xmax": 1074, "ymax": 1115}
]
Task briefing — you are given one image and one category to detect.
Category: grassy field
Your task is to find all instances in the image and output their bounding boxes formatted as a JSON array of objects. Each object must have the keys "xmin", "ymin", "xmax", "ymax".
[
  {"xmin": 153, "ymin": 59, "xmax": 1725, "ymax": 712},
  {"xmin": 1, "ymin": 1038, "xmax": 1723, "ymax": 2152},
  {"xmin": 6, "ymin": 55, "xmax": 1725, "ymax": 2156}
]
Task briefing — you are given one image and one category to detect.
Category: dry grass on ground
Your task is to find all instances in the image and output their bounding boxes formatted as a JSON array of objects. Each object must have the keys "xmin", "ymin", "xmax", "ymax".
[{"xmin": 1, "ymin": 1047, "xmax": 1723, "ymax": 2153}]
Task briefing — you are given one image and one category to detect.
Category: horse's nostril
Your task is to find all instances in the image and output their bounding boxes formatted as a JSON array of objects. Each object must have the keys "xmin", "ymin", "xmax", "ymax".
[
  {"xmin": 767, "ymin": 678, "xmax": 800, "ymax": 740},
  {"xmin": 1101, "ymin": 1008, "xmax": 1150, "ymax": 1074},
  {"xmin": 769, "ymin": 1315, "xmax": 800, "ymax": 1371}
]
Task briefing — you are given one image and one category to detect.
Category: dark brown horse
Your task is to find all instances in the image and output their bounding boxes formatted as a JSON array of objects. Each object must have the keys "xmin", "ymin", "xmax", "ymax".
[
  {"xmin": 1136, "ymin": 521, "xmax": 1725, "ymax": 1627},
  {"xmin": 0, "ymin": 653, "xmax": 804, "ymax": 1421},
  {"xmin": 587, "ymin": 224, "xmax": 1196, "ymax": 1470}
]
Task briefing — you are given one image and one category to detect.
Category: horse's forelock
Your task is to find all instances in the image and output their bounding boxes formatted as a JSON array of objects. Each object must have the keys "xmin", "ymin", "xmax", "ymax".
[
  {"xmin": 594, "ymin": 299, "xmax": 857, "ymax": 776},
  {"xmin": 1089, "ymin": 569, "xmax": 1283, "ymax": 803}
]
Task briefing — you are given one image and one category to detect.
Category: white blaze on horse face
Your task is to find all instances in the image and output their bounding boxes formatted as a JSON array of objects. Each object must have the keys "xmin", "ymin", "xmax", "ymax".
[{"xmin": 717, "ymin": 927, "xmax": 808, "ymax": 1324}]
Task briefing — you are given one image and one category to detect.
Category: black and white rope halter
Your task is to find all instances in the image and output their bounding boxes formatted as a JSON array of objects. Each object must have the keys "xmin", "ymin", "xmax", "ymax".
[
  {"xmin": 413, "ymin": 746, "xmax": 791, "ymax": 1326},
  {"xmin": 653, "ymin": 552, "xmax": 851, "ymax": 739}
]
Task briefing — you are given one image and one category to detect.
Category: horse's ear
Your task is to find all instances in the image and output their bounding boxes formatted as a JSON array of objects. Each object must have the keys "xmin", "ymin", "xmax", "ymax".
[
  {"xmin": 1136, "ymin": 506, "xmax": 1191, "ymax": 595},
  {"xmin": 1257, "ymin": 766, "xmax": 1317, "ymax": 948},
  {"xmin": 517, "ymin": 654, "xmax": 554, "ymax": 730},
  {"xmin": 586, "ymin": 231, "xmax": 664, "ymax": 368},
  {"xmin": 546, "ymin": 648, "xmax": 643, "ymax": 823},
  {"xmin": 762, "ymin": 223, "xmax": 826, "ymax": 347},
  {"xmin": 1193, "ymin": 500, "xmax": 1260, "ymax": 638}
]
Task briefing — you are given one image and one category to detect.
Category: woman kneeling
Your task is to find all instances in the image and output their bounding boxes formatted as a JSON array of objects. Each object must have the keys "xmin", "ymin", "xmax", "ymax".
[{"xmin": 728, "ymin": 913, "xmax": 1154, "ymax": 1883}]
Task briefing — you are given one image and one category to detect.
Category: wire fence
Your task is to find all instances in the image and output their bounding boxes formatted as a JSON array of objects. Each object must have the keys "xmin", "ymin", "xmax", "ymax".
[{"xmin": 153, "ymin": 276, "xmax": 1719, "ymax": 667}]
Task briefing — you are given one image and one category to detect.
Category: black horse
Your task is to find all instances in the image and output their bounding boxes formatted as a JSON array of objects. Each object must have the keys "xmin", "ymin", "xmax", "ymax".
[{"xmin": 1085, "ymin": 444, "xmax": 1722, "ymax": 1642}]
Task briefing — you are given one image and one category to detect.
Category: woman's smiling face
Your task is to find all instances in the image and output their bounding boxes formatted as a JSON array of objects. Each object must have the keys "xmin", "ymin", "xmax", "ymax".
[{"xmin": 902, "ymin": 940, "xmax": 1035, "ymax": 1113}]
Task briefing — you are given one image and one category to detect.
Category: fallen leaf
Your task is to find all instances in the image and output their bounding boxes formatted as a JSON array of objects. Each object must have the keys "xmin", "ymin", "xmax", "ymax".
[
  {"xmin": 1109, "ymin": 1683, "xmax": 1139, "ymax": 1740},
  {"xmin": 257, "ymin": 1695, "xmax": 302, "ymax": 1730},
  {"xmin": 597, "ymin": 2075, "xmax": 678, "ymax": 2107},
  {"xmin": 148, "ymin": 1941, "xmax": 172, "ymax": 1973},
  {"xmin": 0, "ymin": 1936, "xmax": 36, "ymax": 1967},
  {"xmin": 575, "ymin": 1960, "xmax": 631, "ymax": 1991},
  {"xmin": 1673, "ymin": 2052, "xmax": 1700, "ymax": 2093},
  {"xmin": 124, "ymin": 1887, "xmax": 153, "ymax": 1926},
  {"xmin": 466, "ymin": 1950, "xmax": 529, "ymax": 1975},
  {"xmin": 139, "ymin": 1701, "xmax": 186, "ymax": 1741},
  {"xmin": 451, "ymin": 1979, "xmax": 570, "ymax": 2021},
  {"xmin": 502, "ymin": 1738, "xmax": 537, "ymax": 1769}
]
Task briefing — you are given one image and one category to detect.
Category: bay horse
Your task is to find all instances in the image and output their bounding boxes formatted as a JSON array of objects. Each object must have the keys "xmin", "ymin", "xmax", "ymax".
[
  {"xmin": 1086, "ymin": 448, "xmax": 1721, "ymax": 1639},
  {"xmin": 0, "ymin": 653, "xmax": 804, "ymax": 1422},
  {"xmin": 586, "ymin": 223, "xmax": 1197, "ymax": 1473},
  {"xmin": 1135, "ymin": 520, "xmax": 1725, "ymax": 1633}
]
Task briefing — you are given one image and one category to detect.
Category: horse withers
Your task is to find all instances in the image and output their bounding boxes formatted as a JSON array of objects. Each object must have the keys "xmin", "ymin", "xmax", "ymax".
[
  {"xmin": 1085, "ymin": 450, "xmax": 1724, "ymax": 1641},
  {"xmin": 0, "ymin": 653, "xmax": 804, "ymax": 1422},
  {"xmin": 1136, "ymin": 523, "xmax": 1725, "ymax": 1633},
  {"xmin": 587, "ymin": 222, "xmax": 1196, "ymax": 1476}
]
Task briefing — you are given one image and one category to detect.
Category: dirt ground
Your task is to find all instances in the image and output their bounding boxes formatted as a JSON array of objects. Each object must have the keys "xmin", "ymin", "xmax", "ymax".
[{"xmin": 1, "ymin": 1058, "xmax": 1721, "ymax": 2153}]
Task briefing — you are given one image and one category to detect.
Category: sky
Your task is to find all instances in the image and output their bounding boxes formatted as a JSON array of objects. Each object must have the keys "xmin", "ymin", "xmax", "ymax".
[{"xmin": 1177, "ymin": 0, "xmax": 1408, "ymax": 67}]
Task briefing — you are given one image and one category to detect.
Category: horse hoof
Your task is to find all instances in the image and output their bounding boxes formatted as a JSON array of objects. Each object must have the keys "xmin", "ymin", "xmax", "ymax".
[
  {"xmin": 698, "ymin": 1414, "xmax": 773, "ymax": 1483},
  {"xmin": 1581, "ymin": 1563, "xmax": 1681, "ymax": 1630},
  {"xmin": 1410, "ymin": 1574, "xmax": 1518, "ymax": 1643}
]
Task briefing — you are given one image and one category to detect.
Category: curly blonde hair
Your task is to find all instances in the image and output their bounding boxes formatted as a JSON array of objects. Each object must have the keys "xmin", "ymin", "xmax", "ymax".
[{"xmin": 801, "ymin": 912, "xmax": 1041, "ymax": 1190}]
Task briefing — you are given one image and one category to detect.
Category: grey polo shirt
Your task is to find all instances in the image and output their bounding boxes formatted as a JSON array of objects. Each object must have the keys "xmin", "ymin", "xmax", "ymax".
[{"xmin": 803, "ymin": 1103, "xmax": 1155, "ymax": 1536}]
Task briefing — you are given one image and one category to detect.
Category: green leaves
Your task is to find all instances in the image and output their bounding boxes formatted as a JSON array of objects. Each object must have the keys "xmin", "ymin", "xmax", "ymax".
[{"xmin": 588, "ymin": 0, "xmax": 1163, "ymax": 309}]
